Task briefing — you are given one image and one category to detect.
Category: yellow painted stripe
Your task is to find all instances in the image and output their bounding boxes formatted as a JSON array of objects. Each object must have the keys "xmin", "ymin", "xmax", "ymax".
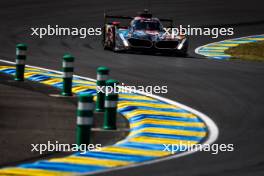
[
  {"xmin": 101, "ymin": 146, "xmax": 170, "ymax": 157},
  {"xmin": 50, "ymin": 156, "xmax": 131, "ymax": 167},
  {"xmin": 72, "ymin": 85, "xmax": 96, "ymax": 93},
  {"xmin": 0, "ymin": 168, "xmax": 72, "ymax": 176},
  {"xmin": 129, "ymin": 127, "xmax": 206, "ymax": 137},
  {"xmin": 205, "ymin": 46, "xmax": 229, "ymax": 49},
  {"xmin": 129, "ymin": 136, "xmax": 198, "ymax": 145},
  {"xmin": 73, "ymin": 80, "xmax": 95, "ymax": 85},
  {"xmin": 125, "ymin": 109, "xmax": 196, "ymax": 119},
  {"xmin": 24, "ymin": 70, "xmax": 62, "ymax": 78},
  {"xmin": 0, "ymin": 66, "xmax": 15, "ymax": 70},
  {"xmin": 130, "ymin": 118, "xmax": 205, "ymax": 128},
  {"xmin": 40, "ymin": 73, "xmax": 62, "ymax": 77},
  {"xmin": 209, "ymin": 44, "xmax": 239, "ymax": 47},
  {"xmin": 118, "ymin": 102, "xmax": 178, "ymax": 109},
  {"xmin": 220, "ymin": 40, "xmax": 247, "ymax": 43},
  {"xmin": 41, "ymin": 78, "xmax": 62, "ymax": 85},
  {"xmin": 244, "ymin": 38, "xmax": 264, "ymax": 41},
  {"xmin": 27, "ymin": 68, "xmax": 41, "ymax": 71},
  {"xmin": 24, "ymin": 72, "xmax": 40, "ymax": 78},
  {"xmin": 23, "ymin": 69, "xmax": 61, "ymax": 78},
  {"xmin": 119, "ymin": 94, "xmax": 154, "ymax": 100}
]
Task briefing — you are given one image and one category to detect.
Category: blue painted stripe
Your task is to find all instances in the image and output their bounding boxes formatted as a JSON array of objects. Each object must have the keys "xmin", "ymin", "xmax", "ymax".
[
  {"xmin": 131, "ymin": 123, "xmax": 206, "ymax": 132},
  {"xmin": 199, "ymin": 49, "xmax": 225, "ymax": 52},
  {"xmin": 0, "ymin": 68, "xmax": 16, "ymax": 74},
  {"xmin": 27, "ymin": 72, "xmax": 61, "ymax": 78},
  {"xmin": 128, "ymin": 114, "xmax": 201, "ymax": 124},
  {"xmin": 20, "ymin": 161, "xmax": 106, "ymax": 173},
  {"xmin": 208, "ymin": 56, "xmax": 230, "ymax": 60},
  {"xmin": 116, "ymin": 141, "xmax": 190, "ymax": 153},
  {"xmin": 52, "ymin": 82, "xmax": 63, "ymax": 88},
  {"xmin": 116, "ymin": 141, "xmax": 167, "ymax": 151},
  {"xmin": 128, "ymin": 114, "xmax": 199, "ymax": 123},
  {"xmin": 77, "ymin": 90, "xmax": 97, "ymax": 95},
  {"xmin": 200, "ymin": 51, "xmax": 227, "ymax": 54},
  {"xmin": 51, "ymin": 82, "xmax": 84, "ymax": 88},
  {"xmin": 119, "ymin": 92, "xmax": 141, "ymax": 95},
  {"xmin": 28, "ymin": 74, "xmax": 50, "ymax": 81},
  {"xmin": 74, "ymin": 151, "xmax": 155, "ymax": 162},
  {"xmin": 129, "ymin": 132, "xmax": 203, "ymax": 141},
  {"xmin": 119, "ymin": 106, "xmax": 188, "ymax": 113},
  {"xmin": 118, "ymin": 98, "xmax": 165, "ymax": 104}
]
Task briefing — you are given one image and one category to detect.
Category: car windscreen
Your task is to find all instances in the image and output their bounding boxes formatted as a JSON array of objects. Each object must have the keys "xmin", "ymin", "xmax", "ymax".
[{"xmin": 133, "ymin": 20, "xmax": 162, "ymax": 31}]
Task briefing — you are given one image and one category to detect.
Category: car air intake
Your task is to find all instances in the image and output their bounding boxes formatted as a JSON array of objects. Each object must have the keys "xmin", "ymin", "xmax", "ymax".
[
  {"xmin": 128, "ymin": 38, "xmax": 152, "ymax": 48},
  {"xmin": 155, "ymin": 41, "xmax": 179, "ymax": 49}
]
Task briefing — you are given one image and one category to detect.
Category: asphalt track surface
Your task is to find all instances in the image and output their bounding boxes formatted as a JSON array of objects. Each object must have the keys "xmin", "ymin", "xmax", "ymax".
[
  {"xmin": 0, "ymin": 71, "xmax": 128, "ymax": 167},
  {"xmin": 0, "ymin": 0, "xmax": 264, "ymax": 175},
  {"xmin": 0, "ymin": 72, "xmax": 76, "ymax": 166}
]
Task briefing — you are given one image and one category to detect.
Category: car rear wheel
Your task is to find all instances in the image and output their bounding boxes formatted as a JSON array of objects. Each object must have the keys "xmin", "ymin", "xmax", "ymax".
[{"xmin": 103, "ymin": 25, "xmax": 117, "ymax": 51}]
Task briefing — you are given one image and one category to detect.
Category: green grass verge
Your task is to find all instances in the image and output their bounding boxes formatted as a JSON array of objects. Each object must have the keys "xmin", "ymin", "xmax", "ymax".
[{"xmin": 225, "ymin": 41, "xmax": 264, "ymax": 62}]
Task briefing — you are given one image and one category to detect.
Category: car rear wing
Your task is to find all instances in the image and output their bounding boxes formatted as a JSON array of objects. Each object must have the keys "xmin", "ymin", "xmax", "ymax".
[
  {"xmin": 104, "ymin": 14, "xmax": 133, "ymax": 25},
  {"xmin": 104, "ymin": 13, "xmax": 173, "ymax": 27},
  {"xmin": 104, "ymin": 14, "xmax": 134, "ymax": 20}
]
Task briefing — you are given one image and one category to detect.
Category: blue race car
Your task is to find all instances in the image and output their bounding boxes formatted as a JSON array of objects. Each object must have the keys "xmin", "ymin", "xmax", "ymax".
[{"xmin": 103, "ymin": 10, "xmax": 188, "ymax": 56}]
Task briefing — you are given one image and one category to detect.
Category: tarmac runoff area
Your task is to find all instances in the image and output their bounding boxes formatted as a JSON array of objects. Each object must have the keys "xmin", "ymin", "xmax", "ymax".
[{"xmin": 0, "ymin": 66, "xmax": 128, "ymax": 167}]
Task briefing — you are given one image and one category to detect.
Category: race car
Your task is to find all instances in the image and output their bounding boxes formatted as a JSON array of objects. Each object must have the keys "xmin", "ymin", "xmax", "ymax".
[{"xmin": 102, "ymin": 10, "xmax": 188, "ymax": 56}]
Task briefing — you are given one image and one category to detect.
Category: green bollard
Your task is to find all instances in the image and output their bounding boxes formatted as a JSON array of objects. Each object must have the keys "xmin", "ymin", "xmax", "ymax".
[
  {"xmin": 15, "ymin": 44, "xmax": 27, "ymax": 81},
  {"xmin": 61, "ymin": 54, "xmax": 74, "ymax": 96},
  {"xmin": 96, "ymin": 66, "xmax": 110, "ymax": 112},
  {"xmin": 103, "ymin": 79, "xmax": 119, "ymax": 130},
  {"xmin": 77, "ymin": 94, "xmax": 94, "ymax": 145}
]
